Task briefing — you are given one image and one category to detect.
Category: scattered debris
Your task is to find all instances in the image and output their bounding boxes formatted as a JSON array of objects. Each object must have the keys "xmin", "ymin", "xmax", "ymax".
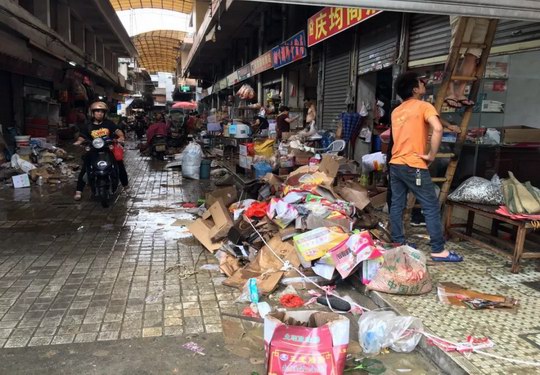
[{"xmin": 181, "ymin": 342, "xmax": 206, "ymax": 356}]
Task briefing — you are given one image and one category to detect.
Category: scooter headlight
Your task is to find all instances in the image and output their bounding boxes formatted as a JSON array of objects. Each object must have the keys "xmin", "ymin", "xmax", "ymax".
[
  {"xmin": 96, "ymin": 160, "xmax": 108, "ymax": 170},
  {"xmin": 92, "ymin": 138, "xmax": 105, "ymax": 149}
]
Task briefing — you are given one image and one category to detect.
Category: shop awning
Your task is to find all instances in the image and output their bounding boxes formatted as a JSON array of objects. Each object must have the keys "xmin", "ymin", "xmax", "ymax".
[
  {"xmin": 109, "ymin": 0, "xmax": 193, "ymax": 13},
  {"xmin": 132, "ymin": 30, "xmax": 186, "ymax": 73},
  {"xmin": 241, "ymin": 0, "xmax": 540, "ymax": 22}
]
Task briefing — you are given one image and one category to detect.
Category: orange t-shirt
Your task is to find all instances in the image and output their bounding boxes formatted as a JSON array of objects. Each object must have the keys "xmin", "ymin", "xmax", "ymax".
[{"xmin": 390, "ymin": 99, "xmax": 439, "ymax": 169}]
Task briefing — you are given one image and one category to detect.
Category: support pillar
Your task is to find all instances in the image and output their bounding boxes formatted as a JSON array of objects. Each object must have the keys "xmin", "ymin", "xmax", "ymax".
[
  {"xmin": 33, "ymin": 0, "xmax": 50, "ymax": 26},
  {"xmin": 56, "ymin": 1, "xmax": 70, "ymax": 41}
]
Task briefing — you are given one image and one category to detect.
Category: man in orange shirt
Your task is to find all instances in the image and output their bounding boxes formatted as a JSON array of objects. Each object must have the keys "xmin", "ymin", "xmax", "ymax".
[{"xmin": 390, "ymin": 72, "xmax": 463, "ymax": 262}]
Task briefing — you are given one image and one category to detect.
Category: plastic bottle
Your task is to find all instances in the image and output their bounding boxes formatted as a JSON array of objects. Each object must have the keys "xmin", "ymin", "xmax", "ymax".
[
  {"xmin": 37, "ymin": 176, "xmax": 43, "ymax": 186},
  {"xmin": 248, "ymin": 278, "xmax": 259, "ymax": 304}
]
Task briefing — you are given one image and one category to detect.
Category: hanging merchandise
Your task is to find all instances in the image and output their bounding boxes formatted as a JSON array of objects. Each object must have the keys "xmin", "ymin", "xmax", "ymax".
[{"xmin": 236, "ymin": 84, "xmax": 255, "ymax": 100}]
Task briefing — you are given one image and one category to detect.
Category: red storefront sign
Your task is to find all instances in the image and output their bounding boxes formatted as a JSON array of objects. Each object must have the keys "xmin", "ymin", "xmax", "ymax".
[
  {"xmin": 250, "ymin": 51, "xmax": 273, "ymax": 75},
  {"xmin": 307, "ymin": 7, "xmax": 381, "ymax": 47}
]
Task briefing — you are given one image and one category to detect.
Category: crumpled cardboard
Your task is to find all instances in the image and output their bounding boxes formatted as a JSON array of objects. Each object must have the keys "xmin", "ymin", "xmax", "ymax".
[
  {"xmin": 306, "ymin": 213, "xmax": 354, "ymax": 233},
  {"xmin": 187, "ymin": 218, "xmax": 223, "ymax": 253},
  {"xmin": 29, "ymin": 166, "xmax": 52, "ymax": 182},
  {"xmin": 203, "ymin": 199, "xmax": 234, "ymax": 241},
  {"xmin": 335, "ymin": 181, "xmax": 370, "ymax": 210},
  {"xmin": 318, "ymin": 154, "xmax": 346, "ymax": 178},
  {"xmin": 264, "ymin": 311, "xmax": 349, "ymax": 375},
  {"xmin": 205, "ymin": 185, "xmax": 238, "ymax": 208},
  {"xmin": 187, "ymin": 199, "xmax": 233, "ymax": 252},
  {"xmin": 216, "ymin": 250, "xmax": 241, "ymax": 277},
  {"xmin": 223, "ymin": 235, "xmax": 300, "ymax": 294},
  {"xmin": 437, "ymin": 282, "xmax": 518, "ymax": 309}
]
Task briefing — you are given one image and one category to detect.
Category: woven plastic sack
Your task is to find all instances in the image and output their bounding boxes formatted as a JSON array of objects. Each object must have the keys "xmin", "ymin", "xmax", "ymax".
[
  {"xmin": 366, "ymin": 246, "xmax": 432, "ymax": 295},
  {"xmin": 502, "ymin": 171, "xmax": 540, "ymax": 214},
  {"xmin": 448, "ymin": 175, "xmax": 503, "ymax": 206}
]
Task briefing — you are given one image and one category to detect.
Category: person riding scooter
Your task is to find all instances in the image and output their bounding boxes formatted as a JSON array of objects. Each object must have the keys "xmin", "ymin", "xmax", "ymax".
[
  {"xmin": 73, "ymin": 101, "xmax": 128, "ymax": 201},
  {"xmin": 145, "ymin": 112, "xmax": 169, "ymax": 159},
  {"xmin": 146, "ymin": 112, "xmax": 169, "ymax": 145}
]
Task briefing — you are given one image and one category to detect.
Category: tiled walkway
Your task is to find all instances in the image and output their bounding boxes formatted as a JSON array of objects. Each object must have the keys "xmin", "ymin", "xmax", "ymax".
[
  {"xmin": 372, "ymin": 231, "xmax": 540, "ymax": 374},
  {"xmin": 0, "ymin": 145, "xmax": 242, "ymax": 348}
]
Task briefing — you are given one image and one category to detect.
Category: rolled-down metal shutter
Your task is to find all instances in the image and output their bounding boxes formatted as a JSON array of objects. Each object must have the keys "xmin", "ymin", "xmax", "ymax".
[
  {"xmin": 493, "ymin": 20, "xmax": 540, "ymax": 46},
  {"xmin": 408, "ymin": 14, "xmax": 450, "ymax": 63},
  {"xmin": 0, "ymin": 72, "xmax": 13, "ymax": 134},
  {"xmin": 358, "ymin": 13, "xmax": 400, "ymax": 75},
  {"xmin": 408, "ymin": 15, "xmax": 540, "ymax": 65},
  {"xmin": 321, "ymin": 32, "xmax": 352, "ymax": 130}
]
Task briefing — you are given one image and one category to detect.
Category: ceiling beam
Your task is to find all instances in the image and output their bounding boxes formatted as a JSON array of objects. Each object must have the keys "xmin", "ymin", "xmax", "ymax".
[{"xmin": 239, "ymin": 0, "xmax": 540, "ymax": 22}]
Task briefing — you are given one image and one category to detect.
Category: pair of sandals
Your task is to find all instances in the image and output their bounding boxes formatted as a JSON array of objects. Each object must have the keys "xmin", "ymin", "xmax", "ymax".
[{"xmin": 445, "ymin": 96, "xmax": 475, "ymax": 108}]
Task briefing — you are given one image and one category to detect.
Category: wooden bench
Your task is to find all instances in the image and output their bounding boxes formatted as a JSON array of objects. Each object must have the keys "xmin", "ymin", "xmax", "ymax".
[{"xmin": 444, "ymin": 201, "xmax": 540, "ymax": 273}]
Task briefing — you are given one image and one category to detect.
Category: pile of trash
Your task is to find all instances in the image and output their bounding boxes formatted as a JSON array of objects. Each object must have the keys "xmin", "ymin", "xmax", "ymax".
[
  {"xmin": 188, "ymin": 153, "xmax": 433, "ymax": 299},
  {"xmin": 0, "ymin": 136, "xmax": 78, "ymax": 188}
]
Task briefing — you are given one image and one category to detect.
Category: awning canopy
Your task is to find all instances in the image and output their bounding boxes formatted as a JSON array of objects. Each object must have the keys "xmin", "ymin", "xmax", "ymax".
[
  {"xmin": 132, "ymin": 30, "xmax": 186, "ymax": 73},
  {"xmin": 240, "ymin": 0, "xmax": 540, "ymax": 22},
  {"xmin": 109, "ymin": 0, "xmax": 193, "ymax": 14}
]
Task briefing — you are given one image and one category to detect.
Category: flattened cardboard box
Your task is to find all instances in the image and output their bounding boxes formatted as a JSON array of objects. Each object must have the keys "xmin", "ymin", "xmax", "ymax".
[{"xmin": 188, "ymin": 219, "xmax": 223, "ymax": 253}]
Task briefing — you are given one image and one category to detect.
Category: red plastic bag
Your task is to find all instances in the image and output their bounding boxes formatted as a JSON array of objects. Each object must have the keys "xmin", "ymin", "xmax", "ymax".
[
  {"xmin": 112, "ymin": 143, "xmax": 124, "ymax": 161},
  {"xmin": 245, "ymin": 201, "xmax": 268, "ymax": 219}
]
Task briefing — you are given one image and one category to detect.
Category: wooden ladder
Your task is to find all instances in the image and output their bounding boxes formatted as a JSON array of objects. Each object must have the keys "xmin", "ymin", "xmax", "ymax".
[{"xmin": 404, "ymin": 17, "xmax": 499, "ymax": 225}]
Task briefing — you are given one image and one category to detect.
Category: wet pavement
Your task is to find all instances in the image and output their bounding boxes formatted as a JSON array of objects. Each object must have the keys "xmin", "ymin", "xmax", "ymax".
[{"xmin": 0, "ymin": 143, "xmax": 443, "ymax": 374}]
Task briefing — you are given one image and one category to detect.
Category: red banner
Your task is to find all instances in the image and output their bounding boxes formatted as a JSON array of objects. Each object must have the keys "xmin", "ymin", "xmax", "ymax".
[
  {"xmin": 307, "ymin": 7, "xmax": 381, "ymax": 47},
  {"xmin": 250, "ymin": 51, "xmax": 273, "ymax": 75}
]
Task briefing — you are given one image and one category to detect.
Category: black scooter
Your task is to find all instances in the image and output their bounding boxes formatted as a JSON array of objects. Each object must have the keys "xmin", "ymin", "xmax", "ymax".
[
  {"xmin": 84, "ymin": 137, "xmax": 119, "ymax": 208},
  {"xmin": 151, "ymin": 135, "xmax": 167, "ymax": 161}
]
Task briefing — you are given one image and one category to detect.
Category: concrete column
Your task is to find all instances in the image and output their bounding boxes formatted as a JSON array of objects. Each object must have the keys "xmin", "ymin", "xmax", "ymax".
[
  {"xmin": 96, "ymin": 39, "xmax": 104, "ymax": 66},
  {"xmin": 85, "ymin": 29, "xmax": 96, "ymax": 60},
  {"xmin": 56, "ymin": 1, "xmax": 70, "ymax": 41},
  {"xmin": 104, "ymin": 48, "xmax": 112, "ymax": 72},
  {"xmin": 71, "ymin": 15, "xmax": 84, "ymax": 50},
  {"xmin": 111, "ymin": 52, "xmax": 118, "ymax": 75},
  {"xmin": 33, "ymin": 0, "xmax": 50, "ymax": 26}
]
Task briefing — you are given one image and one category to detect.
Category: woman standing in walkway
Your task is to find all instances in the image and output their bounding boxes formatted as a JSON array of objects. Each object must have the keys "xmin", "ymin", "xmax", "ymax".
[{"xmin": 276, "ymin": 106, "xmax": 298, "ymax": 140}]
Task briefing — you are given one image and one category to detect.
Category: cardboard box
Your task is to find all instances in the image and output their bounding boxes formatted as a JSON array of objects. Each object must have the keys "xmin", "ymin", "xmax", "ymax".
[
  {"xmin": 12, "ymin": 174, "xmax": 30, "ymax": 188},
  {"xmin": 264, "ymin": 311, "xmax": 349, "ymax": 375},
  {"xmin": 335, "ymin": 181, "xmax": 370, "ymax": 210},
  {"xmin": 203, "ymin": 199, "xmax": 234, "ymax": 241},
  {"xmin": 205, "ymin": 186, "xmax": 238, "ymax": 208},
  {"xmin": 501, "ymin": 126, "xmax": 540, "ymax": 144},
  {"xmin": 319, "ymin": 154, "xmax": 346, "ymax": 178},
  {"xmin": 292, "ymin": 149, "xmax": 314, "ymax": 166},
  {"xmin": 369, "ymin": 187, "xmax": 388, "ymax": 208},
  {"xmin": 187, "ymin": 218, "xmax": 223, "ymax": 253}
]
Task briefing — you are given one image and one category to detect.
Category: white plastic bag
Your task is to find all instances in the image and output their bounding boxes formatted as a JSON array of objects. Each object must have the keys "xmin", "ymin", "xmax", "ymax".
[
  {"xmin": 361, "ymin": 152, "xmax": 386, "ymax": 173},
  {"xmin": 10, "ymin": 154, "xmax": 36, "ymax": 173},
  {"xmin": 358, "ymin": 311, "xmax": 423, "ymax": 354},
  {"xmin": 181, "ymin": 142, "xmax": 203, "ymax": 179}
]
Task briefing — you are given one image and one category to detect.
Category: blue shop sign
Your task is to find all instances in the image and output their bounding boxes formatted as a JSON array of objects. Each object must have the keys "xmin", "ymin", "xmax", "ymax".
[{"xmin": 271, "ymin": 30, "xmax": 307, "ymax": 69}]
